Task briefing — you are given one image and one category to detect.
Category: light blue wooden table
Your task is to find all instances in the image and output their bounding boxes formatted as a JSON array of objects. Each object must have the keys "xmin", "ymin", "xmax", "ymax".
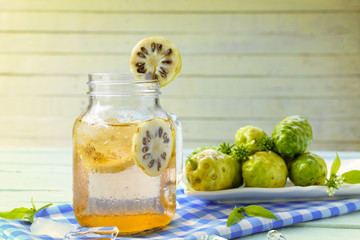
[{"xmin": 0, "ymin": 148, "xmax": 359, "ymax": 239}]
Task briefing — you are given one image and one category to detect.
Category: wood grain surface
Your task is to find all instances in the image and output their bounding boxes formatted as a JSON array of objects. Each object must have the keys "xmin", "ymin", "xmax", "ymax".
[{"xmin": 0, "ymin": 0, "xmax": 359, "ymax": 150}]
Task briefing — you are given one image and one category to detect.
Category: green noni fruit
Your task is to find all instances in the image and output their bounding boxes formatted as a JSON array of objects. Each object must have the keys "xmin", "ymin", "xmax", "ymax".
[
  {"xmin": 288, "ymin": 152, "xmax": 327, "ymax": 186},
  {"xmin": 242, "ymin": 151, "xmax": 288, "ymax": 188},
  {"xmin": 234, "ymin": 126, "xmax": 269, "ymax": 155},
  {"xmin": 186, "ymin": 145, "xmax": 218, "ymax": 162},
  {"xmin": 185, "ymin": 149, "xmax": 242, "ymax": 191},
  {"xmin": 272, "ymin": 115, "xmax": 312, "ymax": 160}
]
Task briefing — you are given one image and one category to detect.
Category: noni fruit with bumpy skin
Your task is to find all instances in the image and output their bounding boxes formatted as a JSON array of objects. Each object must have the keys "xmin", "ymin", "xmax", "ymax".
[
  {"xmin": 185, "ymin": 149, "xmax": 242, "ymax": 191},
  {"xmin": 288, "ymin": 152, "xmax": 327, "ymax": 186},
  {"xmin": 186, "ymin": 145, "xmax": 218, "ymax": 162},
  {"xmin": 242, "ymin": 151, "xmax": 288, "ymax": 188},
  {"xmin": 234, "ymin": 126, "xmax": 269, "ymax": 155},
  {"xmin": 272, "ymin": 115, "xmax": 312, "ymax": 161}
]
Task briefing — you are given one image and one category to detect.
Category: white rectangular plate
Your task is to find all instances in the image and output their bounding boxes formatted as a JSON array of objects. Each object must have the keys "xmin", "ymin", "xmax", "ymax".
[{"xmin": 182, "ymin": 159, "xmax": 360, "ymax": 203}]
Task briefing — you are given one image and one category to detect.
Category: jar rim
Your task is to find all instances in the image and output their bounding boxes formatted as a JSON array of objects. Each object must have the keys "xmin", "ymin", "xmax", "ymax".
[
  {"xmin": 87, "ymin": 73, "xmax": 160, "ymax": 96},
  {"xmin": 89, "ymin": 73, "xmax": 159, "ymax": 84}
]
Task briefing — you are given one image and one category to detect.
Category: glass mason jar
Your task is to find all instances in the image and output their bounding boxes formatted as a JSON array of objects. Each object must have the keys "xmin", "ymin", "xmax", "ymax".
[{"xmin": 72, "ymin": 73, "xmax": 182, "ymax": 236}]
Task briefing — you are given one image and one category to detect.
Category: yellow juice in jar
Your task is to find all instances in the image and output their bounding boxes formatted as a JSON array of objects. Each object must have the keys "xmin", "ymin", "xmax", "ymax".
[{"xmin": 72, "ymin": 118, "xmax": 176, "ymax": 235}]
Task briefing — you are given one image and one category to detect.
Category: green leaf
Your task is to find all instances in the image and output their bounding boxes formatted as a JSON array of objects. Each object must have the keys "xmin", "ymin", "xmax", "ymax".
[
  {"xmin": 0, "ymin": 207, "xmax": 30, "ymax": 220},
  {"xmin": 330, "ymin": 153, "xmax": 341, "ymax": 177},
  {"xmin": 244, "ymin": 205, "xmax": 278, "ymax": 220},
  {"xmin": 0, "ymin": 199, "xmax": 53, "ymax": 223},
  {"xmin": 31, "ymin": 197, "xmax": 36, "ymax": 209},
  {"xmin": 37, "ymin": 203, "xmax": 53, "ymax": 212},
  {"xmin": 227, "ymin": 206, "xmax": 245, "ymax": 227},
  {"xmin": 21, "ymin": 210, "xmax": 36, "ymax": 223},
  {"xmin": 342, "ymin": 170, "xmax": 360, "ymax": 184}
]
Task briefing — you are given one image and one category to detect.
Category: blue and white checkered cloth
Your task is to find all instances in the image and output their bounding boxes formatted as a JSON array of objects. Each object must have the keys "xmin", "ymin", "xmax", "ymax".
[{"xmin": 1, "ymin": 188, "xmax": 360, "ymax": 240}]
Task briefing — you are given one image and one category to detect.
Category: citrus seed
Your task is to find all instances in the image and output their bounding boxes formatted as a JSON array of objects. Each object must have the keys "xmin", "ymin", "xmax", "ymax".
[
  {"xmin": 160, "ymin": 72, "xmax": 167, "ymax": 78},
  {"xmin": 137, "ymin": 52, "xmax": 146, "ymax": 58},
  {"xmin": 157, "ymin": 161, "xmax": 161, "ymax": 170},
  {"xmin": 140, "ymin": 47, "xmax": 148, "ymax": 55},
  {"xmin": 142, "ymin": 146, "xmax": 149, "ymax": 153},
  {"xmin": 148, "ymin": 159, "xmax": 155, "ymax": 168},
  {"xmin": 160, "ymin": 67, "xmax": 169, "ymax": 74},
  {"xmin": 164, "ymin": 49, "xmax": 172, "ymax": 56},
  {"xmin": 137, "ymin": 66, "xmax": 146, "ymax": 73}
]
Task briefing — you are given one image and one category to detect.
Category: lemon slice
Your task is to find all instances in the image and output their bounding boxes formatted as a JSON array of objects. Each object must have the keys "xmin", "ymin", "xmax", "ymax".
[
  {"xmin": 79, "ymin": 144, "xmax": 134, "ymax": 174},
  {"xmin": 130, "ymin": 36, "xmax": 182, "ymax": 87}
]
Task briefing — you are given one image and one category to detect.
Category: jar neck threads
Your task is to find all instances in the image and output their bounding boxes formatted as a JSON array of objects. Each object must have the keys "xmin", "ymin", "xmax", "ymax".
[{"xmin": 87, "ymin": 73, "xmax": 161, "ymax": 98}]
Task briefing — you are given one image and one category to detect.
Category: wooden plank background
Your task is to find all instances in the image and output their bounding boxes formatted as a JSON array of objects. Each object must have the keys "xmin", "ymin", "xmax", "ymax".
[{"xmin": 0, "ymin": 0, "xmax": 359, "ymax": 150}]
